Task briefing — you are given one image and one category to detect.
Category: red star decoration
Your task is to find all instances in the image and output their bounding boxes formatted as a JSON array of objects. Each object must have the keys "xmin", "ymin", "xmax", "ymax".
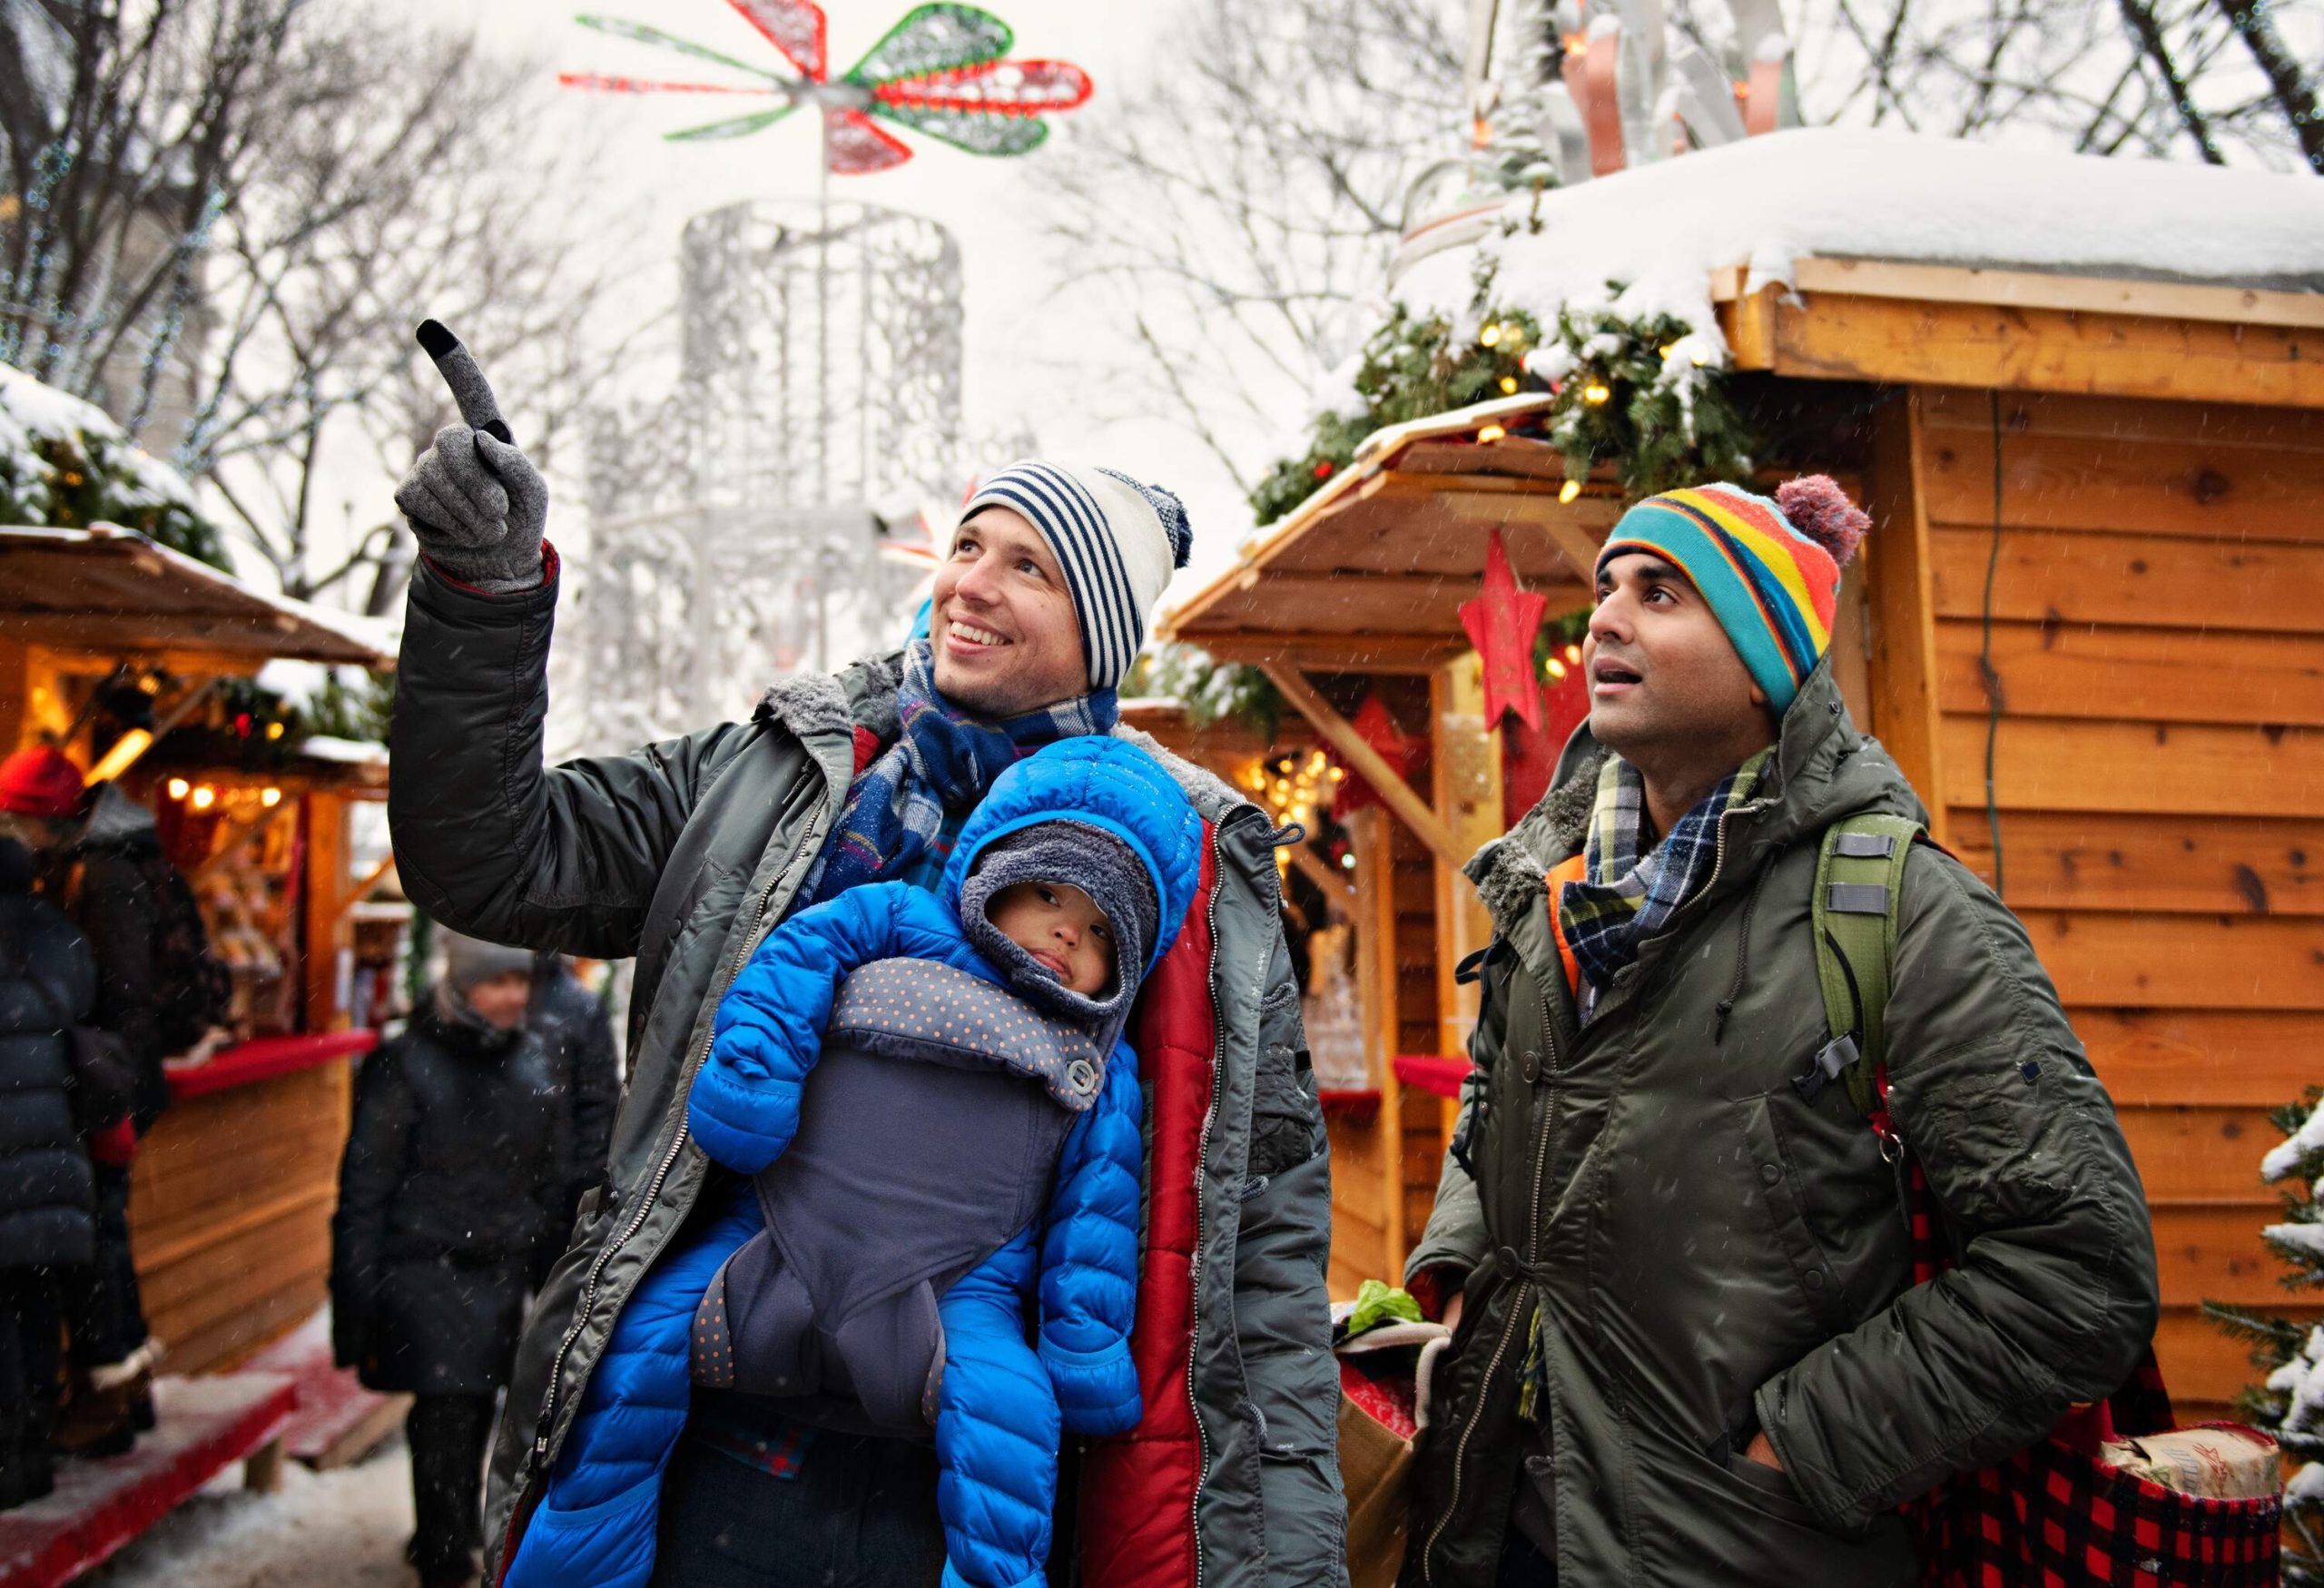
[
  {"xmin": 1330, "ymin": 695, "xmax": 1426, "ymax": 819},
  {"xmin": 1459, "ymin": 528, "xmax": 1550, "ymax": 731}
]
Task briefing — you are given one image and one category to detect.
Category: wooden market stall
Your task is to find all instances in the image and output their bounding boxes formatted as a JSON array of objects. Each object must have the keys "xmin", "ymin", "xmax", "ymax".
[
  {"xmin": 0, "ymin": 524, "xmax": 399, "ymax": 1375},
  {"xmin": 1161, "ymin": 259, "xmax": 2324, "ymax": 1422}
]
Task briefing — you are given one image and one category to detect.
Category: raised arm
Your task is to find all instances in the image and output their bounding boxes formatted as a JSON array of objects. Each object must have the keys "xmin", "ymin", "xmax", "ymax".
[
  {"xmin": 1039, "ymin": 1038, "xmax": 1143, "ymax": 1436},
  {"xmin": 687, "ymin": 882, "xmax": 960, "ymax": 1173},
  {"xmin": 389, "ymin": 558, "xmax": 763, "ymax": 960}
]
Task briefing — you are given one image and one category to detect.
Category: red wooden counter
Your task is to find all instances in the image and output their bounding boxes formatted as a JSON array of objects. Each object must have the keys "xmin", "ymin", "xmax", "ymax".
[{"xmin": 127, "ymin": 1031, "xmax": 377, "ymax": 1375}]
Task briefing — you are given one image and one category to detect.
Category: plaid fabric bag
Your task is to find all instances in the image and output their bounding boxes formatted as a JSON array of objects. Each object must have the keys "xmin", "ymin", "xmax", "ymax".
[
  {"xmin": 1810, "ymin": 815, "xmax": 2284, "ymax": 1587},
  {"xmin": 1892, "ymin": 1156, "xmax": 2282, "ymax": 1587}
]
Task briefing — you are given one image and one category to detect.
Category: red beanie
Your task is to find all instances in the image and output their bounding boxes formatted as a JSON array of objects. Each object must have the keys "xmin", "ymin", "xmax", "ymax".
[{"xmin": 0, "ymin": 745, "xmax": 87, "ymax": 818}]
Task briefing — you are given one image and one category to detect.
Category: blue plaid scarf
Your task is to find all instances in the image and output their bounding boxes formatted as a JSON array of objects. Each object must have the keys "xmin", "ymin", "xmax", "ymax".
[
  {"xmin": 807, "ymin": 640, "xmax": 1118, "ymax": 905},
  {"xmin": 1555, "ymin": 749, "xmax": 1769, "ymax": 1017}
]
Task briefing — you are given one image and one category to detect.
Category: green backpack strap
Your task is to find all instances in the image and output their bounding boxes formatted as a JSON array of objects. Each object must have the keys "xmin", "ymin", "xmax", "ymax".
[{"xmin": 1801, "ymin": 813, "xmax": 1925, "ymax": 1119}]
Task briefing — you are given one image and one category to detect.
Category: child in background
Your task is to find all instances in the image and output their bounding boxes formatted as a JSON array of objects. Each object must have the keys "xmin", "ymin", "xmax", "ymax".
[{"xmin": 507, "ymin": 736, "xmax": 1202, "ymax": 1588}]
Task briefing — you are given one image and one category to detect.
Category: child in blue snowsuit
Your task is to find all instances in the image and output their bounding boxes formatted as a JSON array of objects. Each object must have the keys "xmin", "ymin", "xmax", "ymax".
[{"xmin": 506, "ymin": 737, "xmax": 1202, "ymax": 1588}]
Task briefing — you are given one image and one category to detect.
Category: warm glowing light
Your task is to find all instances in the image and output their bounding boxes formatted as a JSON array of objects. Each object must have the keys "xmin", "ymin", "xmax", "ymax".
[
  {"xmin": 1583, "ymin": 383, "xmax": 1611, "ymax": 405},
  {"xmin": 1564, "ymin": 644, "xmax": 1582, "ymax": 665},
  {"xmin": 87, "ymin": 728, "xmax": 153, "ymax": 784},
  {"xmin": 166, "ymin": 777, "xmax": 190, "ymax": 801},
  {"xmin": 1328, "ymin": 766, "xmax": 1346, "ymax": 783},
  {"xmin": 1659, "ymin": 343, "xmax": 1678, "ymax": 360},
  {"xmin": 265, "ymin": 721, "xmax": 285, "ymax": 740},
  {"xmin": 1340, "ymin": 853, "xmax": 1356, "ymax": 870},
  {"xmin": 261, "ymin": 787, "xmax": 282, "ymax": 808},
  {"xmin": 190, "ymin": 785, "xmax": 216, "ymax": 811},
  {"xmin": 1690, "ymin": 350, "xmax": 1709, "ymax": 367},
  {"xmin": 1479, "ymin": 324, "xmax": 1502, "ymax": 348},
  {"xmin": 1291, "ymin": 804, "xmax": 1310, "ymax": 824},
  {"xmin": 1306, "ymin": 751, "xmax": 1327, "ymax": 774},
  {"xmin": 1546, "ymin": 657, "xmax": 1568, "ymax": 680},
  {"xmin": 1477, "ymin": 424, "xmax": 1507, "ymax": 444},
  {"xmin": 1499, "ymin": 376, "xmax": 1519, "ymax": 395},
  {"xmin": 1558, "ymin": 478, "xmax": 1582, "ymax": 504}
]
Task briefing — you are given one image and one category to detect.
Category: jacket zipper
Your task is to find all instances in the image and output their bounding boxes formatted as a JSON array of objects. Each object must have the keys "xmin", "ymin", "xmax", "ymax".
[
  {"xmin": 1421, "ymin": 789, "xmax": 1779, "ymax": 1578},
  {"xmin": 1185, "ymin": 822, "xmax": 1227, "ymax": 1588},
  {"xmin": 528, "ymin": 791, "xmax": 832, "ymax": 1473},
  {"xmin": 1423, "ymin": 968, "xmax": 1562, "ymax": 1585}
]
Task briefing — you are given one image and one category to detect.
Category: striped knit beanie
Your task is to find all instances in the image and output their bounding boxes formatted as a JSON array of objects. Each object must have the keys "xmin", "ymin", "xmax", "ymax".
[
  {"xmin": 1593, "ymin": 476, "xmax": 1869, "ymax": 714},
  {"xmin": 959, "ymin": 461, "xmax": 1194, "ymax": 690}
]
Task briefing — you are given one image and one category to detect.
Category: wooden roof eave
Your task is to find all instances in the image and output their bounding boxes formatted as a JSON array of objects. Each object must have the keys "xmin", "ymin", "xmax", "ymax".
[
  {"xmin": 1716, "ymin": 258, "xmax": 2324, "ymax": 409},
  {"xmin": 1163, "ymin": 392, "xmax": 1592, "ymax": 672},
  {"xmin": 0, "ymin": 525, "xmax": 396, "ymax": 670}
]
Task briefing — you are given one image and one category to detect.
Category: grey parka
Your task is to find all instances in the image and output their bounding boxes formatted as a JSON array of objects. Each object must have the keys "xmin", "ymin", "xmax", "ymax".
[
  {"xmin": 1400, "ymin": 662, "xmax": 2159, "ymax": 1587},
  {"xmin": 387, "ymin": 563, "xmax": 1346, "ymax": 1587}
]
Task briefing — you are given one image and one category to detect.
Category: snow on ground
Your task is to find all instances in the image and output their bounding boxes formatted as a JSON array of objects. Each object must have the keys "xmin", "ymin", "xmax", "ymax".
[{"xmin": 84, "ymin": 1436, "xmax": 419, "ymax": 1588}]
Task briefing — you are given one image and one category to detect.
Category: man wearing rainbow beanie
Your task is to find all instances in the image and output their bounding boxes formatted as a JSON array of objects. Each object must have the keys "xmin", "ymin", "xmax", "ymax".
[{"xmin": 1399, "ymin": 478, "xmax": 2158, "ymax": 1585}]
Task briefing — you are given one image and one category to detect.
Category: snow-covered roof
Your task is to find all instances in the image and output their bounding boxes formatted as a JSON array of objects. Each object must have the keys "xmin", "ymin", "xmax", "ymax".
[
  {"xmin": 1392, "ymin": 126, "xmax": 2324, "ymax": 334},
  {"xmin": 291, "ymin": 735, "xmax": 389, "ymax": 767},
  {"xmin": 0, "ymin": 525, "xmax": 394, "ymax": 666},
  {"xmin": 0, "ymin": 363, "xmax": 203, "ymax": 514}
]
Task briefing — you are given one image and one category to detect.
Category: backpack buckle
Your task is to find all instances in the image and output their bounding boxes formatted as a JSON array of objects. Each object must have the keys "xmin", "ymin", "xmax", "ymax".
[{"xmin": 1792, "ymin": 1032, "xmax": 1859, "ymax": 1104}]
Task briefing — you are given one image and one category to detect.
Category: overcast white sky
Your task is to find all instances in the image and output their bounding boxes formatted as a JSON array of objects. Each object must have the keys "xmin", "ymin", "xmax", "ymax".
[{"xmin": 401, "ymin": 0, "xmax": 1259, "ymax": 600}]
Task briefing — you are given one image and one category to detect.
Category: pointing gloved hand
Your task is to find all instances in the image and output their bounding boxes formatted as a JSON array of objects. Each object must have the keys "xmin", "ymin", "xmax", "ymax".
[{"xmin": 393, "ymin": 321, "xmax": 548, "ymax": 594}]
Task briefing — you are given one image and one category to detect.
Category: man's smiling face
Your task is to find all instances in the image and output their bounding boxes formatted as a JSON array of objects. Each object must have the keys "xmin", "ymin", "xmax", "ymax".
[{"xmin": 930, "ymin": 506, "xmax": 1088, "ymax": 717}]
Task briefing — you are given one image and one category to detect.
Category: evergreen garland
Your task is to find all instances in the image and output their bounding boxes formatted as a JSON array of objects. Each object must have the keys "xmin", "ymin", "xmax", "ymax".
[
  {"xmin": 1250, "ymin": 262, "xmax": 1758, "ymax": 528},
  {"xmin": 0, "ymin": 370, "xmax": 228, "ymax": 568},
  {"xmin": 1134, "ymin": 643, "xmax": 1285, "ymax": 739},
  {"xmin": 2204, "ymin": 1086, "xmax": 2324, "ymax": 1581}
]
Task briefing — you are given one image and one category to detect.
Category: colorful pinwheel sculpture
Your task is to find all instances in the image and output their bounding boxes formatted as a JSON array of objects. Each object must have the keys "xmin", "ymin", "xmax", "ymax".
[{"xmin": 559, "ymin": 1, "xmax": 1093, "ymax": 174}]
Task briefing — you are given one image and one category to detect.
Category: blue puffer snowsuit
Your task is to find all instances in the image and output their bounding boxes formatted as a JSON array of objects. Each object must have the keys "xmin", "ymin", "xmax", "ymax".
[{"xmin": 506, "ymin": 737, "xmax": 1203, "ymax": 1588}]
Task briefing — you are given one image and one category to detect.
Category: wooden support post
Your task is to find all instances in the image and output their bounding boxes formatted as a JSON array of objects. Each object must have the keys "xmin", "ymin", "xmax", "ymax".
[
  {"xmin": 302, "ymin": 792, "xmax": 346, "ymax": 1032},
  {"xmin": 1259, "ymin": 663, "xmax": 1465, "ymax": 869},
  {"xmin": 1349, "ymin": 807, "xmax": 1404, "ymax": 1272},
  {"xmin": 1865, "ymin": 390, "xmax": 1950, "ymax": 846},
  {"xmin": 243, "ymin": 1435, "xmax": 286, "ymax": 1494},
  {"xmin": 1430, "ymin": 656, "xmax": 1502, "ymax": 1059}
]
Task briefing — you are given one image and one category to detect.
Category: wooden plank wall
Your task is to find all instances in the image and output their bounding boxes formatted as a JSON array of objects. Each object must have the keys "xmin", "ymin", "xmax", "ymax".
[
  {"xmin": 128, "ymin": 1060, "xmax": 352, "ymax": 1374},
  {"xmin": 1890, "ymin": 384, "xmax": 2324, "ymax": 1420}
]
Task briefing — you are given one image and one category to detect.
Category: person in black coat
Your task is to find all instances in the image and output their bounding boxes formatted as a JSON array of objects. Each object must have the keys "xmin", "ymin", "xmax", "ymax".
[
  {"xmin": 332, "ymin": 931, "xmax": 566, "ymax": 1588},
  {"xmin": 0, "ymin": 833, "xmax": 97, "ymax": 1509},
  {"xmin": 527, "ymin": 952, "xmax": 619, "ymax": 1233}
]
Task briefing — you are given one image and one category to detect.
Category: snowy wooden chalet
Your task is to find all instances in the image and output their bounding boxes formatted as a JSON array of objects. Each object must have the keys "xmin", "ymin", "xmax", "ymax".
[
  {"xmin": 1160, "ymin": 126, "xmax": 2324, "ymax": 1422},
  {"xmin": 0, "ymin": 523, "xmax": 397, "ymax": 1378}
]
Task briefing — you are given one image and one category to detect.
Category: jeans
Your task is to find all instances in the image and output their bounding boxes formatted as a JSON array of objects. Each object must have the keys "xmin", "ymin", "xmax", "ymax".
[
  {"xmin": 408, "ymin": 1394, "xmax": 497, "ymax": 1579},
  {"xmin": 651, "ymin": 1430, "xmax": 945, "ymax": 1587}
]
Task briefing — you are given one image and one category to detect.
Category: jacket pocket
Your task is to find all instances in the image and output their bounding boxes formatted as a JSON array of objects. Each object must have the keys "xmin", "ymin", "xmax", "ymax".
[
  {"xmin": 1716, "ymin": 1443, "xmax": 1825, "ymax": 1528},
  {"xmin": 1248, "ymin": 1040, "xmax": 1321, "ymax": 1182},
  {"xmin": 1738, "ymin": 1094, "xmax": 1856, "ymax": 1336}
]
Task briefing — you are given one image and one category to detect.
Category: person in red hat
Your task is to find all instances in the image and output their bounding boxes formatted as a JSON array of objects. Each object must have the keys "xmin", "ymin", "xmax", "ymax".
[{"xmin": 0, "ymin": 745, "xmax": 87, "ymax": 833}]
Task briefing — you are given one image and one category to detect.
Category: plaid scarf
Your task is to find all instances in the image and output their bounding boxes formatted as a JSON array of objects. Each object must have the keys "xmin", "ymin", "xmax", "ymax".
[
  {"xmin": 1555, "ymin": 749, "xmax": 1769, "ymax": 1015},
  {"xmin": 807, "ymin": 639, "xmax": 1118, "ymax": 905}
]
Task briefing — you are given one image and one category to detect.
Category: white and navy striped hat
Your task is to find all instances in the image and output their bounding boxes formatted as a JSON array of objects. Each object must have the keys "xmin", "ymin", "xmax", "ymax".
[{"xmin": 959, "ymin": 461, "xmax": 1193, "ymax": 690}]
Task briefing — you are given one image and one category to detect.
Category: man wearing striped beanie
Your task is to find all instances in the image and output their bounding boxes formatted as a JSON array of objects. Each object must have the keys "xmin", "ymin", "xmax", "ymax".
[{"xmin": 393, "ymin": 319, "xmax": 1347, "ymax": 1587}]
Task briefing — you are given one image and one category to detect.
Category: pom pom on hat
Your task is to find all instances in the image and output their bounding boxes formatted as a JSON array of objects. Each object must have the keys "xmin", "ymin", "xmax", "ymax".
[
  {"xmin": 1775, "ymin": 475, "xmax": 1869, "ymax": 568},
  {"xmin": 1096, "ymin": 468, "xmax": 1193, "ymax": 569}
]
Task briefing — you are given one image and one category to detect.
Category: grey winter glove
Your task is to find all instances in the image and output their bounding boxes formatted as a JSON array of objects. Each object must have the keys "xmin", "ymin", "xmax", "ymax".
[{"xmin": 394, "ymin": 321, "xmax": 547, "ymax": 593}]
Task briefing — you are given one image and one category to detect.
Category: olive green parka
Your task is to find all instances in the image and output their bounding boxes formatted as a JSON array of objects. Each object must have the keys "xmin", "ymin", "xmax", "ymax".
[{"xmin": 1401, "ymin": 662, "xmax": 2159, "ymax": 1587}]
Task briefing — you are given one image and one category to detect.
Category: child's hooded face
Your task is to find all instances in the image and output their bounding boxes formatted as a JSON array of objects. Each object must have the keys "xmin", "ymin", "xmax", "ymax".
[{"xmin": 984, "ymin": 880, "xmax": 1115, "ymax": 997}]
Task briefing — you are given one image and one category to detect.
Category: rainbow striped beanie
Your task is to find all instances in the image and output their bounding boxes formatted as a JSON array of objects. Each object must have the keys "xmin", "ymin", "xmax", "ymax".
[{"xmin": 1592, "ymin": 478, "xmax": 1868, "ymax": 715}]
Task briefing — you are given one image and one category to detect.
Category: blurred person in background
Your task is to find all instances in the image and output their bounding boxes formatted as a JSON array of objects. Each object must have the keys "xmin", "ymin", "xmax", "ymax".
[
  {"xmin": 529, "ymin": 951, "xmax": 619, "ymax": 1235},
  {"xmin": 0, "ymin": 831, "xmax": 99, "ymax": 1509},
  {"xmin": 332, "ymin": 931, "xmax": 568, "ymax": 1588},
  {"xmin": 0, "ymin": 745, "xmax": 181, "ymax": 1457}
]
